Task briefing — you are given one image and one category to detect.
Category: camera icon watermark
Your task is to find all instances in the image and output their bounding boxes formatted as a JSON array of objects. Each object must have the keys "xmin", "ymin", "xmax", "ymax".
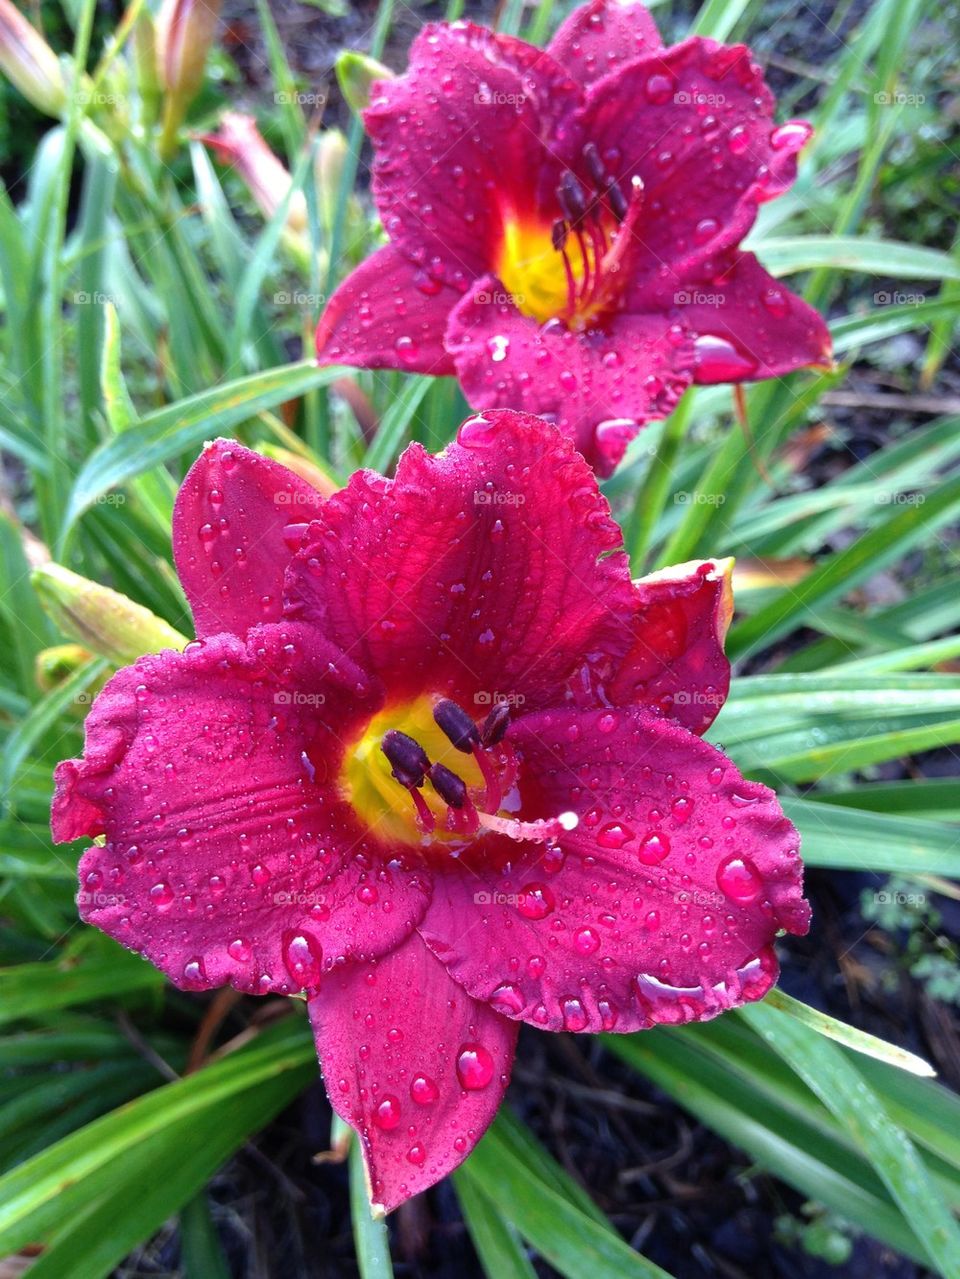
[
  {"xmin": 873, "ymin": 290, "xmax": 925, "ymax": 307},
  {"xmin": 674, "ymin": 690, "xmax": 725, "ymax": 708},
  {"xmin": 874, "ymin": 90, "xmax": 925, "ymax": 106},
  {"xmin": 275, "ymin": 91, "xmax": 327, "ymax": 107},
  {"xmin": 273, "ymin": 489, "xmax": 324, "ymax": 509},
  {"xmin": 274, "ymin": 290, "xmax": 326, "ymax": 306},
  {"xmin": 475, "ymin": 288, "xmax": 526, "ymax": 307},
  {"xmin": 874, "ymin": 889, "xmax": 926, "ymax": 906},
  {"xmin": 675, "ymin": 491, "xmax": 726, "ymax": 506},
  {"xmin": 675, "ymin": 90, "xmax": 726, "ymax": 106},
  {"xmin": 474, "ymin": 690, "xmax": 526, "ymax": 708},
  {"xmin": 274, "ymin": 691, "xmax": 326, "ymax": 707},
  {"xmin": 77, "ymin": 890, "xmax": 127, "ymax": 907},
  {"xmin": 474, "ymin": 88, "xmax": 527, "ymax": 106},
  {"xmin": 73, "ymin": 291, "xmax": 119, "ymax": 306},
  {"xmin": 674, "ymin": 289, "xmax": 725, "ymax": 307},
  {"xmin": 473, "ymin": 489, "xmax": 526, "ymax": 507},
  {"xmin": 874, "ymin": 491, "xmax": 926, "ymax": 506}
]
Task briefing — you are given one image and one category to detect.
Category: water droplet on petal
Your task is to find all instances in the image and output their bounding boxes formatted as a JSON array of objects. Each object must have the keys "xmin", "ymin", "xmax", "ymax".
[
  {"xmin": 516, "ymin": 883, "xmax": 555, "ymax": 920},
  {"xmin": 457, "ymin": 1043, "xmax": 494, "ymax": 1089},
  {"xmin": 717, "ymin": 853, "xmax": 764, "ymax": 904},
  {"xmin": 374, "ymin": 1095, "xmax": 402, "ymax": 1130},
  {"xmin": 410, "ymin": 1074, "xmax": 439, "ymax": 1105}
]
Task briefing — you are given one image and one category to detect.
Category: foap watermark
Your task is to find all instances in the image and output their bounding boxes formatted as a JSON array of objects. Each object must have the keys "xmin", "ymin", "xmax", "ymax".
[
  {"xmin": 674, "ymin": 888, "xmax": 726, "ymax": 909},
  {"xmin": 274, "ymin": 691, "xmax": 326, "ymax": 707},
  {"xmin": 474, "ymin": 690, "xmax": 526, "ymax": 708},
  {"xmin": 875, "ymin": 491, "xmax": 926, "ymax": 506},
  {"xmin": 474, "ymin": 87, "xmax": 526, "ymax": 106},
  {"xmin": 473, "ymin": 890, "xmax": 521, "ymax": 906},
  {"xmin": 874, "ymin": 290, "xmax": 926, "ymax": 306},
  {"xmin": 75, "ymin": 90, "xmax": 124, "ymax": 107},
  {"xmin": 77, "ymin": 890, "xmax": 127, "ymax": 908},
  {"xmin": 275, "ymin": 90, "xmax": 327, "ymax": 107},
  {"xmin": 874, "ymin": 889, "xmax": 926, "ymax": 907},
  {"xmin": 675, "ymin": 90, "xmax": 726, "ymax": 106},
  {"xmin": 674, "ymin": 289, "xmax": 725, "ymax": 308},
  {"xmin": 275, "ymin": 290, "xmax": 326, "ymax": 307},
  {"xmin": 73, "ymin": 290, "xmax": 120, "ymax": 306},
  {"xmin": 273, "ymin": 489, "xmax": 324, "ymax": 510},
  {"xmin": 675, "ymin": 491, "xmax": 726, "ymax": 506},
  {"xmin": 475, "ymin": 287, "xmax": 526, "ymax": 307},
  {"xmin": 874, "ymin": 90, "xmax": 925, "ymax": 106},
  {"xmin": 95, "ymin": 492, "xmax": 126, "ymax": 506},
  {"xmin": 274, "ymin": 890, "xmax": 329, "ymax": 907},
  {"xmin": 673, "ymin": 690, "xmax": 725, "ymax": 709},
  {"xmin": 474, "ymin": 488, "xmax": 526, "ymax": 507}
]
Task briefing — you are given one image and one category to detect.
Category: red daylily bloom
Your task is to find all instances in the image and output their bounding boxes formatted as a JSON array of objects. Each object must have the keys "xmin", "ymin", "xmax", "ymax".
[
  {"xmin": 315, "ymin": 0, "xmax": 832, "ymax": 475},
  {"xmin": 53, "ymin": 411, "xmax": 809, "ymax": 1211}
]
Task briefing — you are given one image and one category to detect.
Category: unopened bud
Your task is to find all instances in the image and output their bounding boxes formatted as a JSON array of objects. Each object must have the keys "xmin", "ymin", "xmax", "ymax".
[
  {"xmin": 156, "ymin": 0, "xmax": 222, "ymax": 156},
  {"xmin": 199, "ymin": 111, "xmax": 307, "ymax": 235},
  {"xmin": 0, "ymin": 0, "xmax": 67, "ymax": 116},
  {"xmin": 32, "ymin": 564, "xmax": 188, "ymax": 664},
  {"xmin": 35, "ymin": 643, "xmax": 95, "ymax": 693},
  {"xmin": 336, "ymin": 50, "xmax": 393, "ymax": 113},
  {"xmin": 259, "ymin": 446, "xmax": 340, "ymax": 499}
]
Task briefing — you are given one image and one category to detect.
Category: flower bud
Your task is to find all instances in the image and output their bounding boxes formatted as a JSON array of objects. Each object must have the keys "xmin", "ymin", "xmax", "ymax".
[
  {"xmin": 35, "ymin": 643, "xmax": 95, "ymax": 693},
  {"xmin": 199, "ymin": 111, "xmax": 307, "ymax": 235},
  {"xmin": 336, "ymin": 50, "xmax": 393, "ymax": 113},
  {"xmin": 0, "ymin": 0, "xmax": 67, "ymax": 117},
  {"xmin": 156, "ymin": 0, "xmax": 221, "ymax": 102},
  {"xmin": 156, "ymin": 0, "xmax": 222, "ymax": 155},
  {"xmin": 259, "ymin": 446, "xmax": 340, "ymax": 499},
  {"xmin": 32, "ymin": 564, "xmax": 189, "ymax": 664}
]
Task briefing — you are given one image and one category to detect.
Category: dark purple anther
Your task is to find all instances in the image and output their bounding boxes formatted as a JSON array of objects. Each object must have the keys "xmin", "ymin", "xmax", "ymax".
[
  {"xmin": 433, "ymin": 699, "xmax": 480, "ymax": 753},
  {"xmin": 551, "ymin": 218, "xmax": 569, "ymax": 251},
  {"xmin": 583, "ymin": 141, "xmax": 608, "ymax": 187},
  {"xmin": 381, "ymin": 730, "xmax": 430, "ymax": 788},
  {"xmin": 429, "ymin": 763, "xmax": 468, "ymax": 809},
  {"xmin": 605, "ymin": 180, "xmax": 628, "ymax": 222},
  {"xmin": 558, "ymin": 171, "xmax": 589, "ymax": 226},
  {"xmin": 480, "ymin": 701, "xmax": 511, "ymax": 746}
]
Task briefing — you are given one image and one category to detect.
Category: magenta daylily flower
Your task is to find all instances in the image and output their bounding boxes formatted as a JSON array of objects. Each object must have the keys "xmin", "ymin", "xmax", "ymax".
[
  {"xmin": 315, "ymin": 0, "xmax": 832, "ymax": 475},
  {"xmin": 53, "ymin": 411, "xmax": 809, "ymax": 1212}
]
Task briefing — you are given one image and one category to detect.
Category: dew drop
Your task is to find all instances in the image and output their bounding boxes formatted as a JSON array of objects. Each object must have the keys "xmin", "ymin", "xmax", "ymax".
[
  {"xmin": 717, "ymin": 853, "xmax": 764, "ymax": 904},
  {"xmin": 374, "ymin": 1095, "xmax": 402, "ymax": 1130},
  {"xmin": 516, "ymin": 883, "xmax": 555, "ymax": 920},
  {"xmin": 410, "ymin": 1074, "xmax": 439, "ymax": 1105},
  {"xmin": 456, "ymin": 1043, "xmax": 494, "ymax": 1089}
]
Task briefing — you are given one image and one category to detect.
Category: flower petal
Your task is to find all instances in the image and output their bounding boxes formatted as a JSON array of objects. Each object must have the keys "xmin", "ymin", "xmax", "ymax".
[
  {"xmin": 172, "ymin": 440, "xmax": 326, "ymax": 639},
  {"xmin": 577, "ymin": 37, "xmax": 812, "ymax": 291},
  {"xmin": 673, "ymin": 252, "xmax": 834, "ymax": 383},
  {"xmin": 284, "ymin": 409, "xmax": 642, "ymax": 708},
  {"xmin": 308, "ymin": 932, "xmax": 517, "ymax": 1213},
  {"xmin": 363, "ymin": 23, "xmax": 579, "ymax": 276},
  {"xmin": 419, "ymin": 705, "xmax": 809, "ymax": 1034},
  {"xmin": 55, "ymin": 625, "xmax": 432, "ymax": 992},
  {"xmin": 602, "ymin": 558, "xmax": 734, "ymax": 734},
  {"xmin": 548, "ymin": 0, "xmax": 662, "ymax": 85},
  {"xmin": 444, "ymin": 281, "xmax": 694, "ymax": 476},
  {"xmin": 315, "ymin": 243, "xmax": 457, "ymax": 375}
]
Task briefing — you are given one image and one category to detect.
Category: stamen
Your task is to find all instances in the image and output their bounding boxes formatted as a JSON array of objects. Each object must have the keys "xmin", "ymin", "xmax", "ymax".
[
  {"xmin": 432, "ymin": 699, "xmax": 480, "ymax": 753},
  {"xmin": 605, "ymin": 179, "xmax": 628, "ymax": 222},
  {"xmin": 557, "ymin": 171, "xmax": 588, "ymax": 226},
  {"xmin": 410, "ymin": 786, "xmax": 436, "ymax": 833},
  {"xmin": 551, "ymin": 218, "xmax": 568, "ymax": 251},
  {"xmin": 429, "ymin": 762, "xmax": 468, "ymax": 810},
  {"xmin": 480, "ymin": 702, "xmax": 511, "ymax": 746},
  {"xmin": 582, "ymin": 142, "xmax": 607, "ymax": 188},
  {"xmin": 471, "ymin": 743, "xmax": 502, "ymax": 815},
  {"xmin": 476, "ymin": 810, "xmax": 579, "ymax": 843},
  {"xmin": 381, "ymin": 730, "xmax": 430, "ymax": 788}
]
